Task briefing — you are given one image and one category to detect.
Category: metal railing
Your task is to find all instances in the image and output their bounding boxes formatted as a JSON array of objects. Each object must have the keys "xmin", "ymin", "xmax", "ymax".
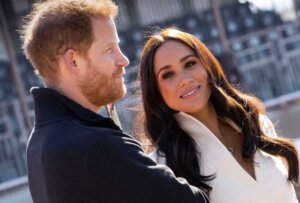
[{"xmin": 0, "ymin": 97, "xmax": 33, "ymax": 192}]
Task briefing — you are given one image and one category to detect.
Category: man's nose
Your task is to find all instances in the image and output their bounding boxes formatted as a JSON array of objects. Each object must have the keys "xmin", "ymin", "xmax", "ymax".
[{"xmin": 117, "ymin": 49, "xmax": 130, "ymax": 67}]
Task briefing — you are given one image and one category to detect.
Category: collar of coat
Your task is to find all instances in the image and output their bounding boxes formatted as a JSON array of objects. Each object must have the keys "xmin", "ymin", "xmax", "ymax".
[
  {"xmin": 30, "ymin": 87, "xmax": 120, "ymax": 130},
  {"xmin": 174, "ymin": 112, "xmax": 295, "ymax": 203}
]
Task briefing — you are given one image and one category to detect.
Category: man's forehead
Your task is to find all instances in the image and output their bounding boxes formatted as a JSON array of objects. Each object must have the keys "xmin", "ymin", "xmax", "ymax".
[
  {"xmin": 91, "ymin": 17, "xmax": 118, "ymax": 43},
  {"xmin": 91, "ymin": 16, "xmax": 115, "ymax": 32}
]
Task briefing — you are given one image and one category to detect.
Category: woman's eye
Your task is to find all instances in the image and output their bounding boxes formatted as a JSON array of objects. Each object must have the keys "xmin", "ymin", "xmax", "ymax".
[
  {"xmin": 185, "ymin": 61, "xmax": 196, "ymax": 68},
  {"xmin": 161, "ymin": 72, "xmax": 174, "ymax": 79}
]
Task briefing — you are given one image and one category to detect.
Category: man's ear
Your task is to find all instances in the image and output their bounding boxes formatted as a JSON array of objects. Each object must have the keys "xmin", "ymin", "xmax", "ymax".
[{"xmin": 61, "ymin": 49, "xmax": 79, "ymax": 74}]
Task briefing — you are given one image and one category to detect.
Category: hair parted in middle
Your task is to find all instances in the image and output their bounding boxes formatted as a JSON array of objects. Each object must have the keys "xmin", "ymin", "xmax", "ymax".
[{"xmin": 138, "ymin": 27, "xmax": 299, "ymax": 194}]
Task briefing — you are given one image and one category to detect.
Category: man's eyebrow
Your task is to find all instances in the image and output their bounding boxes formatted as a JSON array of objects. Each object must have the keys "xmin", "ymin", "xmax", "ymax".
[{"xmin": 102, "ymin": 41, "xmax": 119, "ymax": 49}]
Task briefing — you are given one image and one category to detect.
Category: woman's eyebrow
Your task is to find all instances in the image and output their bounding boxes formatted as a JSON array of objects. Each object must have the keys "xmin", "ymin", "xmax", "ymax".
[{"xmin": 156, "ymin": 54, "xmax": 196, "ymax": 77}]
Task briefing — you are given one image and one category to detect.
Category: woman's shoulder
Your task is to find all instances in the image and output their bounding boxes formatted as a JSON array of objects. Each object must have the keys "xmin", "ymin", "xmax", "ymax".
[{"xmin": 259, "ymin": 114, "xmax": 277, "ymax": 137}]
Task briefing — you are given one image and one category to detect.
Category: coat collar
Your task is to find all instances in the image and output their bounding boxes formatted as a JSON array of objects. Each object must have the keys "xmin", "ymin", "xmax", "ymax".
[
  {"xmin": 31, "ymin": 87, "xmax": 120, "ymax": 130},
  {"xmin": 174, "ymin": 112, "xmax": 277, "ymax": 203}
]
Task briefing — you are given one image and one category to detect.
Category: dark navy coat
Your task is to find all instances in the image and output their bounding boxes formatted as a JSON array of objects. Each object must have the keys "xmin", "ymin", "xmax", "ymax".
[{"xmin": 27, "ymin": 87, "xmax": 208, "ymax": 203}]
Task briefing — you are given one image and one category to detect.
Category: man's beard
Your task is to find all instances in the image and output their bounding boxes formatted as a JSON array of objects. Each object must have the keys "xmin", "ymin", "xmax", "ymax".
[{"xmin": 78, "ymin": 61, "xmax": 126, "ymax": 108}]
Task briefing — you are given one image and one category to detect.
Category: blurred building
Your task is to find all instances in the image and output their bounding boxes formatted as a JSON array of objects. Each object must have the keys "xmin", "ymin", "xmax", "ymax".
[
  {"xmin": 294, "ymin": 0, "xmax": 300, "ymax": 19},
  {"xmin": 0, "ymin": 0, "xmax": 300, "ymax": 193},
  {"xmin": 0, "ymin": 0, "xmax": 35, "ymax": 193}
]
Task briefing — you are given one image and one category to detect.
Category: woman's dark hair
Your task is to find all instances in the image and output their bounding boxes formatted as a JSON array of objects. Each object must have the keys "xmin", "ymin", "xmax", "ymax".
[{"xmin": 138, "ymin": 28, "xmax": 299, "ymax": 193}]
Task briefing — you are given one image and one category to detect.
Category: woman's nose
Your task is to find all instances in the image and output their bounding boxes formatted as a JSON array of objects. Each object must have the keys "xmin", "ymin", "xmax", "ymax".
[{"xmin": 179, "ymin": 71, "xmax": 193, "ymax": 87}]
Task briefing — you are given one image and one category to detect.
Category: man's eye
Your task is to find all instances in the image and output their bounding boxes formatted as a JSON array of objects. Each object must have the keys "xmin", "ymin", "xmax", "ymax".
[
  {"xmin": 162, "ymin": 72, "xmax": 174, "ymax": 79},
  {"xmin": 106, "ymin": 47, "xmax": 113, "ymax": 53}
]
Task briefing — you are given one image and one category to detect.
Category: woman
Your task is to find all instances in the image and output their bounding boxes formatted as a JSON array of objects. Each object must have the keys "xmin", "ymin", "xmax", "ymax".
[{"xmin": 138, "ymin": 28, "xmax": 299, "ymax": 203}]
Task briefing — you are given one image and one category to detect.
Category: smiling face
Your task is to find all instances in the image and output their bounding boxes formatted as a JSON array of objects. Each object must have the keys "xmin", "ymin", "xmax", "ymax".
[{"xmin": 154, "ymin": 40, "xmax": 212, "ymax": 115}]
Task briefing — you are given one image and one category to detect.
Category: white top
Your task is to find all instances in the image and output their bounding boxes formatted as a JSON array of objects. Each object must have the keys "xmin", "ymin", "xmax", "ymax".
[{"xmin": 150, "ymin": 112, "xmax": 298, "ymax": 203}]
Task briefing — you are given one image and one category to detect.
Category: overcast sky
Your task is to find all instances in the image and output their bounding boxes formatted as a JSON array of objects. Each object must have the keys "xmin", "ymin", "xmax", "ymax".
[{"xmin": 244, "ymin": 0, "xmax": 296, "ymax": 20}]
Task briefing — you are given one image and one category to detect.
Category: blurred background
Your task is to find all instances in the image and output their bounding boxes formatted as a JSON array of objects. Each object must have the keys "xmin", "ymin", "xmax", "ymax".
[{"xmin": 0, "ymin": 0, "xmax": 300, "ymax": 202}]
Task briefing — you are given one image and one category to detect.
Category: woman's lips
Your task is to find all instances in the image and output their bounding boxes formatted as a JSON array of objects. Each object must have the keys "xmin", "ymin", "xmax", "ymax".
[{"xmin": 180, "ymin": 85, "xmax": 201, "ymax": 99}]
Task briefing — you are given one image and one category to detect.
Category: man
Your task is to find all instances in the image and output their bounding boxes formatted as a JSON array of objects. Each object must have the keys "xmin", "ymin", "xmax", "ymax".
[{"xmin": 22, "ymin": 0, "xmax": 208, "ymax": 202}]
